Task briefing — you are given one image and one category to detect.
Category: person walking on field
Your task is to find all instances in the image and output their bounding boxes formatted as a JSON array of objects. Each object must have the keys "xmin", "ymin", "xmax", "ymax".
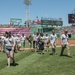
[
  {"xmin": 35, "ymin": 32, "xmax": 40, "ymax": 52},
  {"xmin": 60, "ymin": 30, "xmax": 72, "ymax": 58},
  {"xmin": 32, "ymin": 32, "xmax": 36, "ymax": 50},
  {"xmin": 28, "ymin": 35, "xmax": 33, "ymax": 50},
  {"xmin": 50, "ymin": 30, "xmax": 57, "ymax": 55},
  {"xmin": 21, "ymin": 34, "xmax": 26, "ymax": 48},
  {"xmin": 0, "ymin": 36, "xmax": 3, "ymax": 52},
  {"xmin": 15, "ymin": 34, "xmax": 21, "ymax": 52},
  {"xmin": 44, "ymin": 33, "xmax": 50, "ymax": 51},
  {"xmin": 4, "ymin": 31, "xmax": 16, "ymax": 67}
]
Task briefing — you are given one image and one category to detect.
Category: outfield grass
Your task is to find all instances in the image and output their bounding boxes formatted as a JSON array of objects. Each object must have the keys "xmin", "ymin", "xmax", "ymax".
[{"xmin": 0, "ymin": 46, "xmax": 75, "ymax": 75}]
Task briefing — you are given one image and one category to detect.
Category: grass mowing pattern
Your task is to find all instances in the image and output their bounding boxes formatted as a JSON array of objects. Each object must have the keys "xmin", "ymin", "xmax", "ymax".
[
  {"xmin": 0, "ymin": 46, "xmax": 75, "ymax": 75},
  {"xmin": 0, "ymin": 50, "xmax": 34, "ymax": 70}
]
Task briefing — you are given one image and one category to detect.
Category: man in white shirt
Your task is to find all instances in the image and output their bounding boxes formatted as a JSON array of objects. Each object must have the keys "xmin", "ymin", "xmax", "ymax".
[
  {"xmin": 60, "ymin": 30, "xmax": 71, "ymax": 57},
  {"xmin": 32, "ymin": 32, "xmax": 36, "ymax": 49},
  {"xmin": 35, "ymin": 33, "xmax": 40, "ymax": 48},
  {"xmin": 44, "ymin": 33, "xmax": 50, "ymax": 51},
  {"xmin": 50, "ymin": 30, "xmax": 57, "ymax": 55},
  {"xmin": 15, "ymin": 34, "xmax": 21, "ymax": 52},
  {"xmin": 21, "ymin": 34, "xmax": 26, "ymax": 48}
]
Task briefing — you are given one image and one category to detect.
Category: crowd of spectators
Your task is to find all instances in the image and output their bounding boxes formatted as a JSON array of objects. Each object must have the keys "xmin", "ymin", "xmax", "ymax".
[{"xmin": 56, "ymin": 26, "xmax": 75, "ymax": 37}]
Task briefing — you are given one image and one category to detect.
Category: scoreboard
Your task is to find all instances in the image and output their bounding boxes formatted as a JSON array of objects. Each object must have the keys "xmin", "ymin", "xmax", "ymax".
[
  {"xmin": 68, "ymin": 14, "xmax": 75, "ymax": 23},
  {"xmin": 41, "ymin": 20, "xmax": 63, "ymax": 26},
  {"xmin": 10, "ymin": 18, "xmax": 22, "ymax": 23}
]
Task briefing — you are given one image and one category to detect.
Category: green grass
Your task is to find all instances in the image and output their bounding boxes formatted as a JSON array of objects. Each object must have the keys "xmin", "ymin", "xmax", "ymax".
[
  {"xmin": 68, "ymin": 38, "xmax": 75, "ymax": 40},
  {"xmin": 0, "ymin": 46, "xmax": 75, "ymax": 75}
]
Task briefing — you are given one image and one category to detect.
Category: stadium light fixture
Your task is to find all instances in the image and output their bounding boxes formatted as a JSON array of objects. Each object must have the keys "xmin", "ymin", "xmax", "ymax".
[
  {"xmin": 24, "ymin": 0, "xmax": 32, "ymax": 27},
  {"xmin": 72, "ymin": 8, "xmax": 75, "ymax": 14}
]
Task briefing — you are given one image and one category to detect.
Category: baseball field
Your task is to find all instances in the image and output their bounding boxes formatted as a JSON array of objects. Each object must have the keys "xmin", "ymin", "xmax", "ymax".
[{"xmin": 0, "ymin": 42, "xmax": 75, "ymax": 75}]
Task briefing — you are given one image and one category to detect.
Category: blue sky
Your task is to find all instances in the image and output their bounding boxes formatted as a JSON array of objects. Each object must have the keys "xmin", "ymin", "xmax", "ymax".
[{"xmin": 0, "ymin": 0, "xmax": 75, "ymax": 25}]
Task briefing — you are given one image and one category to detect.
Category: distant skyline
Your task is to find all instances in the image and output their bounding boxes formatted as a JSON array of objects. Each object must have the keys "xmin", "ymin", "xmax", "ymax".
[{"xmin": 0, "ymin": 0, "xmax": 75, "ymax": 26}]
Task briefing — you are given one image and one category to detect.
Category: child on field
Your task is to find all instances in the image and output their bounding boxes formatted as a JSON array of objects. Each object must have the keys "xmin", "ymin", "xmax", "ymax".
[{"xmin": 38, "ymin": 38, "xmax": 44, "ymax": 54}]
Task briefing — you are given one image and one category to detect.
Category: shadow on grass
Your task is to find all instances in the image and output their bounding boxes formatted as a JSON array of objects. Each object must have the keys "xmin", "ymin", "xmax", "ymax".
[
  {"xmin": 10, "ymin": 63, "xmax": 19, "ymax": 66},
  {"xmin": 60, "ymin": 54, "xmax": 72, "ymax": 58}
]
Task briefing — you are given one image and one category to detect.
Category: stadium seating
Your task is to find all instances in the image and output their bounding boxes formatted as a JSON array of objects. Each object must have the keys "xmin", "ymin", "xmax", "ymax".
[
  {"xmin": 0, "ymin": 27, "xmax": 31, "ymax": 37},
  {"xmin": 56, "ymin": 26, "xmax": 75, "ymax": 38}
]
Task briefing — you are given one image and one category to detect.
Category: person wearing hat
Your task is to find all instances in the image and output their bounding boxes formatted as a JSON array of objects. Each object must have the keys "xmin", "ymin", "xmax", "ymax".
[
  {"xmin": 60, "ymin": 29, "xmax": 72, "ymax": 57},
  {"xmin": 4, "ymin": 31, "xmax": 16, "ymax": 67}
]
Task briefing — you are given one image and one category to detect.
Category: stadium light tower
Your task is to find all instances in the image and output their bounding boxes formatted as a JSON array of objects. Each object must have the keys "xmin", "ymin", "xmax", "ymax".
[
  {"xmin": 72, "ymin": 8, "xmax": 75, "ymax": 14},
  {"xmin": 24, "ymin": 0, "xmax": 32, "ymax": 27}
]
